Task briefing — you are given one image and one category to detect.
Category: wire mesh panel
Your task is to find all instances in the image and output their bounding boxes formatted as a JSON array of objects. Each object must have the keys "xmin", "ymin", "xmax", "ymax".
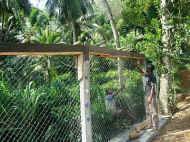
[
  {"xmin": 0, "ymin": 56, "xmax": 81, "ymax": 142},
  {"xmin": 90, "ymin": 56, "xmax": 145, "ymax": 142}
]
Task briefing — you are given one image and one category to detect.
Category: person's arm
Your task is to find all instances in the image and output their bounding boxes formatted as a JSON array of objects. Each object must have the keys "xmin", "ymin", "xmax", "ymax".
[
  {"xmin": 135, "ymin": 60, "xmax": 146, "ymax": 75},
  {"xmin": 137, "ymin": 66, "xmax": 144, "ymax": 74},
  {"xmin": 135, "ymin": 63, "xmax": 145, "ymax": 75}
]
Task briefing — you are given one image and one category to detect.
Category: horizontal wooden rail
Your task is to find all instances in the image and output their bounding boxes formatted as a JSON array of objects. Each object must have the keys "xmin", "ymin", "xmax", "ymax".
[
  {"xmin": 0, "ymin": 43, "xmax": 144, "ymax": 59},
  {"xmin": 89, "ymin": 46, "xmax": 144, "ymax": 59},
  {"xmin": 0, "ymin": 43, "xmax": 83, "ymax": 55}
]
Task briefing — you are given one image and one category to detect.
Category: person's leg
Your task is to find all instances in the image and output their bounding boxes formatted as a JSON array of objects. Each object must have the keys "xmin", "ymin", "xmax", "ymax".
[
  {"xmin": 145, "ymin": 96, "xmax": 149, "ymax": 119},
  {"xmin": 149, "ymin": 101, "xmax": 153, "ymax": 128},
  {"xmin": 145, "ymin": 95, "xmax": 152, "ymax": 128},
  {"xmin": 152, "ymin": 96, "xmax": 159, "ymax": 129}
]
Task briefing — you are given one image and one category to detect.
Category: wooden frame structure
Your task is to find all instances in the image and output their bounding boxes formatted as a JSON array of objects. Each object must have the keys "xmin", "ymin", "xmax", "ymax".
[
  {"xmin": 0, "ymin": 43, "xmax": 144, "ymax": 142},
  {"xmin": 0, "ymin": 43, "xmax": 144, "ymax": 59}
]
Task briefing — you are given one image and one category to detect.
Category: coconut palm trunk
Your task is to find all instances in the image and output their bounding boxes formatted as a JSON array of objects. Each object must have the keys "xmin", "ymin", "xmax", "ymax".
[
  {"xmin": 101, "ymin": 0, "xmax": 124, "ymax": 90},
  {"xmin": 71, "ymin": 21, "xmax": 77, "ymax": 44},
  {"xmin": 159, "ymin": 0, "xmax": 174, "ymax": 115}
]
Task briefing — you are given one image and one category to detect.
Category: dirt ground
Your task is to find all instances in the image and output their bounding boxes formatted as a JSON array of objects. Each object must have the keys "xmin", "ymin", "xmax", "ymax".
[{"xmin": 153, "ymin": 95, "xmax": 190, "ymax": 142}]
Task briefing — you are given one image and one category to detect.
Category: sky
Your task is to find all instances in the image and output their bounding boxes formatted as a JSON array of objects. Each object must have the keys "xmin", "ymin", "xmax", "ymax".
[
  {"xmin": 29, "ymin": 0, "xmax": 122, "ymax": 17},
  {"xmin": 29, "ymin": 0, "xmax": 47, "ymax": 10}
]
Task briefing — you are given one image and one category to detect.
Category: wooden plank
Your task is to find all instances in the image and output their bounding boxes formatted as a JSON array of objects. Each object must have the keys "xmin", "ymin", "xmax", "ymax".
[
  {"xmin": 89, "ymin": 46, "xmax": 144, "ymax": 59},
  {"xmin": 0, "ymin": 43, "xmax": 144, "ymax": 59},
  {"xmin": 0, "ymin": 43, "xmax": 83, "ymax": 55},
  {"xmin": 78, "ymin": 49, "xmax": 92, "ymax": 142}
]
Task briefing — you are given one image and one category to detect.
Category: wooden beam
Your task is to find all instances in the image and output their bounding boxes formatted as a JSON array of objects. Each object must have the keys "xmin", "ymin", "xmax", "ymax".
[
  {"xmin": 0, "ymin": 43, "xmax": 83, "ymax": 55},
  {"xmin": 78, "ymin": 49, "xmax": 92, "ymax": 142},
  {"xmin": 0, "ymin": 43, "xmax": 144, "ymax": 59},
  {"xmin": 89, "ymin": 46, "xmax": 144, "ymax": 59}
]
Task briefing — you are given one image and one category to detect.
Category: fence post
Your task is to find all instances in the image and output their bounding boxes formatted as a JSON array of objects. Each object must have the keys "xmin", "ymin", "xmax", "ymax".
[{"xmin": 78, "ymin": 47, "xmax": 92, "ymax": 142}]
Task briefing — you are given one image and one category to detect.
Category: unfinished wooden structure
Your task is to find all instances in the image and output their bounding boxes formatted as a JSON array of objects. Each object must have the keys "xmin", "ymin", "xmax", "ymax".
[{"xmin": 0, "ymin": 43, "xmax": 144, "ymax": 142}]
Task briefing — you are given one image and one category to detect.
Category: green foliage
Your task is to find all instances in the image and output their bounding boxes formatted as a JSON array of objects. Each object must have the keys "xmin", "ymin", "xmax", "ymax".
[
  {"xmin": 118, "ymin": 0, "xmax": 159, "ymax": 35},
  {"xmin": 45, "ymin": 0, "xmax": 93, "ymax": 43},
  {"xmin": 29, "ymin": 8, "xmax": 49, "ymax": 28},
  {"xmin": 32, "ymin": 27, "xmax": 62, "ymax": 44},
  {"xmin": 89, "ymin": 57, "xmax": 146, "ymax": 140},
  {"xmin": 0, "ymin": 0, "xmax": 31, "ymax": 42},
  {"xmin": 0, "ymin": 71, "xmax": 81, "ymax": 141},
  {"xmin": 46, "ymin": 0, "xmax": 92, "ymax": 22},
  {"xmin": 1, "ymin": 0, "xmax": 190, "ymax": 140},
  {"xmin": 0, "ymin": 55, "xmax": 146, "ymax": 141}
]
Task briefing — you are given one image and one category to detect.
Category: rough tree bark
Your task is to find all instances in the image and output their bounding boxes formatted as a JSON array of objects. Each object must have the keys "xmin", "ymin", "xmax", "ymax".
[{"xmin": 159, "ymin": 0, "xmax": 174, "ymax": 115}]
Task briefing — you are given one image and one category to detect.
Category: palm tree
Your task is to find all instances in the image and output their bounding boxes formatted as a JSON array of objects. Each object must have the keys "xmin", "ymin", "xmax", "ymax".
[
  {"xmin": 100, "ymin": 0, "xmax": 124, "ymax": 90},
  {"xmin": 46, "ymin": 0, "xmax": 93, "ymax": 44},
  {"xmin": 0, "ymin": 0, "xmax": 31, "ymax": 42},
  {"xmin": 100, "ymin": 0, "xmax": 121, "ymax": 49}
]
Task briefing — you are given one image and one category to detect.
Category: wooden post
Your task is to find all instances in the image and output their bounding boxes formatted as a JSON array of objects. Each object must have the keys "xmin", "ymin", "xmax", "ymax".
[{"xmin": 78, "ymin": 47, "xmax": 92, "ymax": 142}]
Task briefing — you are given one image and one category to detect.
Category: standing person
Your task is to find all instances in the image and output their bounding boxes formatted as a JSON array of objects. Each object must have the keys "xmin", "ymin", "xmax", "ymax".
[
  {"xmin": 136, "ymin": 62, "xmax": 159, "ymax": 130},
  {"xmin": 105, "ymin": 90, "xmax": 117, "ymax": 115}
]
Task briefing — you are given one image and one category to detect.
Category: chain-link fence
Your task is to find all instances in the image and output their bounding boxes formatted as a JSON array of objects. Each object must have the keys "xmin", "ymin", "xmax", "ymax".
[
  {"xmin": 0, "ymin": 53, "xmax": 145, "ymax": 142},
  {"xmin": 0, "ymin": 56, "xmax": 81, "ymax": 142},
  {"xmin": 90, "ymin": 56, "xmax": 145, "ymax": 142}
]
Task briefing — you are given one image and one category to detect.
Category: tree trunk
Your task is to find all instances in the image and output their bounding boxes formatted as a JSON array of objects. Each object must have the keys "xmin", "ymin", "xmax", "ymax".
[
  {"xmin": 2, "ymin": 12, "xmax": 4, "ymax": 32},
  {"xmin": 159, "ymin": 72, "xmax": 170, "ymax": 114},
  {"xmin": 159, "ymin": 0, "xmax": 174, "ymax": 115},
  {"xmin": 101, "ymin": 0, "xmax": 124, "ymax": 90},
  {"xmin": 71, "ymin": 21, "xmax": 77, "ymax": 44},
  {"xmin": 1, "ymin": 11, "xmax": 5, "ymax": 41},
  {"xmin": 101, "ymin": 0, "xmax": 120, "ymax": 49},
  {"xmin": 71, "ymin": 21, "xmax": 79, "ymax": 72},
  {"xmin": 47, "ymin": 56, "xmax": 52, "ymax": 85}
]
